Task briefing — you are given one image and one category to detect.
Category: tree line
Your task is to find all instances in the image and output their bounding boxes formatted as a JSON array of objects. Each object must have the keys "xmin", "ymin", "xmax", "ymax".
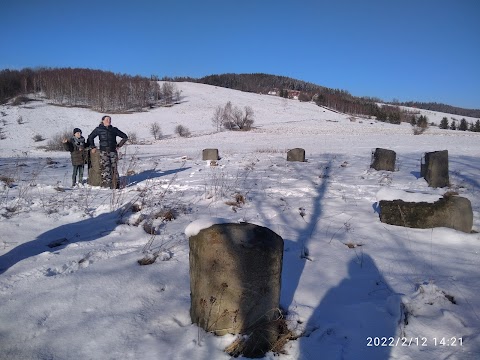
[
  {"xmin": 439, "ymin": 116, "xmax": 480, "ymax": 132},
  {"xmin": 2, "ymin": 68, "xmax": 478, "ymax": 120},
  {"xmin": 194, "ymin": 73, "xmax": 410, "ymax": 124},
  {"xmin": 0, "ymin": 68, "xmax": 177, "ymax": 112},
  {"xmin": 395, "ymin": 101, "xmax": 480, "ymax": 118}
]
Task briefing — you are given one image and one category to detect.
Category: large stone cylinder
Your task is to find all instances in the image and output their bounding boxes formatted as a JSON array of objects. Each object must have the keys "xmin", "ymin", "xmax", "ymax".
[
  {"xmin": 189, "ymin": 222, "xmax": 283, "ymax": 356},
  {"xmin": 87, "ymin": 150, "xmax": 102, "ymax": 186},
  {"xmin": 421, "ymin": 150, "xmax": 449, "ymax": 188}
]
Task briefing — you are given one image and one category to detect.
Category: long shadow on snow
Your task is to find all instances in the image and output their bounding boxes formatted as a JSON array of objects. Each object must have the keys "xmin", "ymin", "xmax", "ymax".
[
  {"xmin": 279, "ymin": 157, "xmax": 333, "ymax": 310},
  {"xmin": 0, "ymin": 208, "xmax": 124, "ymax": 275},
  {"xmin": 125, "ymin": 166, "xmax": 191, "ymax": 187},
  {"xmin": 299, "ymin": 254, "xmax": 397, "ymax": 360},
  {"xmin": 0, "ymin": 165, "xmax": 190, "ymax": 275}
]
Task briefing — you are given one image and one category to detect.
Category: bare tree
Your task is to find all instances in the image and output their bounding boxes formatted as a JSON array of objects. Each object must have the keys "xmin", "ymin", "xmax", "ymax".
[
  {"xmin": 212, "ymin": 101, "xmax": 255, "ymax": 131},
  {"xmin": 231, "ymin": 105, "xmax": 255, "ymax": 130},
  {"xmin": 149, "ymin": 122, "xmax": 162, "ymax": 140},
  {"xmin": 222, "ymin": 101, "xmax": 235, "ymax": 130},
  {"xmin": 161, "ymin": 82, "xmax": 178, "ymax": 105},
  {"xmin": 175, "ymin": 124, "xmax": 191, "ymax": 137},
  {"xmin": 212, "ymin": 105, "xmax": 224, "ymax": 132}
]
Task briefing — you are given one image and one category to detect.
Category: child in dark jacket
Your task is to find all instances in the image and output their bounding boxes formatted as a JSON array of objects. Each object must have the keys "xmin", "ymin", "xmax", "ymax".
[{"xmin": 63, "ymin": 128, "xmax": 87, "ymax": 186}]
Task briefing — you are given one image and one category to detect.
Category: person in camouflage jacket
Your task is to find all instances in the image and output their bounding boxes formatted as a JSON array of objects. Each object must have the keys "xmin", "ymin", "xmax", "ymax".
[{"xmin": 87, "ymin": 116, "xmax": 128, "ymax": 189}]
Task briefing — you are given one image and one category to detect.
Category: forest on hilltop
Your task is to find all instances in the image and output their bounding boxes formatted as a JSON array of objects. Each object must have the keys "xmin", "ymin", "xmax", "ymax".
[{"xmin": 1, "ymin": 68, "xmax": 478, "ymax": 119}]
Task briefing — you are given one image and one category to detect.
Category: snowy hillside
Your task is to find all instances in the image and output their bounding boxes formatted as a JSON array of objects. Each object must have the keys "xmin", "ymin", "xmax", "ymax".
[{"xmin": 0, "ymin": 82, "xmax": 479, "ymax": 360}]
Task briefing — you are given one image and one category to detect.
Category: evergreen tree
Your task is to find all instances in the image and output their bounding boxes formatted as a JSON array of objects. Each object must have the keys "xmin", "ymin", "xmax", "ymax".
[
  {"xmin": 474, "ymin": 120, "xmax": 480, "ymax": 132},
  {"xmin": 450, "ymin": 121, "xmax": 457, "ymax": 130},
  {"xmin": 439, "ymin": 117, "xmax": 449, "ymax": 129},
  {"xmin": 417, "ymin": 115, "xmax": 428, "ymax": 129},
  {"xmin": 469, "ymin": 122, "xmax": 475, "ymax": 132},
  {"xmin": 410, "ymin": 115, "xmax": 417, "ymax": 126},
  {"xmin": 458, "ymin": 118, "xmax": 468, "ymax": 131}
]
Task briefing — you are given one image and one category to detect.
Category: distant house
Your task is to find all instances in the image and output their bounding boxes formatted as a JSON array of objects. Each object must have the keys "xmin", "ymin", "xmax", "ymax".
[
  {"xmin": 287, "ymin": 90, "xmax": 301, "ymax": 100},
  {"xmin": 267, "ymin": 89, "xmax": 301, "ymax": 100}
]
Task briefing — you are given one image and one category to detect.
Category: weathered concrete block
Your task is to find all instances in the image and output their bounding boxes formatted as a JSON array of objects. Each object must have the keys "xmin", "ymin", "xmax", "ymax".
[
  {"xmin": 189, "ymin": 222, "xmax": 283, "ymax": 357},
  {"xmin": 87, "ymin": 150, "xmax": 102, "ymax": 186},
  {"xmin": 202, "ymin": 148, "xmax": 219, "ymax": 161},
  {"xmin": 371, "ymin": 148, "xmax": 396, "ymax": 171},
  {"xmin": 379, "ymin": 195, "xmax": 473, "ymax": 233},
  {"xmin": 421, "ymin": 150, "xmax": 449, "ymax": 188},
  {"xmin": 287, "ymin": 148, "xmax": 305, "ymax": 162}
]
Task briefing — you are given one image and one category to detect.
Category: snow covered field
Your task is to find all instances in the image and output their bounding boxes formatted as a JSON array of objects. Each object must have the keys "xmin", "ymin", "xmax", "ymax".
[{"xmin": 0, "ymin": 82, "xmax": 479, "ymax": 359}]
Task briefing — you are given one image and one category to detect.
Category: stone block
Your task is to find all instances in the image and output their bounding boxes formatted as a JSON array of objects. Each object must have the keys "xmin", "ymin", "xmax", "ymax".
[
  {"xmin": 287, "ymin": 148, "xmax": 305, "ymax": 162},
  {"xmin": 202, "ymin": 148, "xmax": 219, "ymax": 161},
  {"xmin": 421, "ymin": 150, "xmax": 449, "ymax": 188},
  {"xmin": 379, "ymin": 195, "xmax": 472, "ymax": 233},
  {"xmin": 371, "ymin": 148, "xmax": 396, "ymax": 171}
]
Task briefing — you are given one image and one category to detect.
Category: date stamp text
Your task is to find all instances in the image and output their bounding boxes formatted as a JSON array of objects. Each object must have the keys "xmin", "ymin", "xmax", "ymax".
[{"xmin": 366, "ymin": 336, "xmax": 463, "ymax": 347}]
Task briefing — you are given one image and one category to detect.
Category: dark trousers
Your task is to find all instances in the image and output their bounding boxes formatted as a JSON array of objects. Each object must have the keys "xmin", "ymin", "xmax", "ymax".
[{"xmin": 72, "ymin": 165, "xmax": 84, "ymax": 186}]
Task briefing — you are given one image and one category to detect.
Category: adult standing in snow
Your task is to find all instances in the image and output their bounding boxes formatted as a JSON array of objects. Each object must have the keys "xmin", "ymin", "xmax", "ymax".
[
  {"xmin": 63, "ymin": 128, "xmax": 87, "ymax": 187},
  {"xmin": 87, "ymin": 115, "xmax": 128, "ymax": 189}
]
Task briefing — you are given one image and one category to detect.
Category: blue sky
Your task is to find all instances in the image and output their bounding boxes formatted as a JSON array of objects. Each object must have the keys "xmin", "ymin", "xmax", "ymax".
[{"xmin": 1, "ymin": 0, "xmax": 479, "ymax": 109}]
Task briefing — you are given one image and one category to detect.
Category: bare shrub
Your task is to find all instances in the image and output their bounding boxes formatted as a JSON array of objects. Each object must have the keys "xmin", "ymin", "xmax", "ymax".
[
  {"xmin": 234, "ymin": 105, "xmax": 254, "ymax": 130},
  {"xmin": 149, "ymin": 122, "xmax": 162, "ymax": 140},
  {"xmin": 214, "ymin": 101, "xmax": 254, "ymax": 131},
  {"xmin": 0, "ymin": 175, "xmax": 15, "ymax": 187},
  {"xmin": 12, "ymin": 96, "xmax": 30, "ymax": 106},
  {"xmin": 0, "ymin": 128, "xmax": 6, "ymax": 140},
  {"xmin": 127, "ymin": 131, "xmax": 138, "ymax": 144},
  {"xmin": 412, "ymin": 126, "xmax": 427, "ymax": 135},
  {"xmin": 43, "ymin": 130, "xmax": 71, "ymax": 151},
  {"xmin": 32, "ymin": 134, "xmax": 45, "ymax": 142},
  {"xmin": 175, "ymin": 124, "xmax": 191, "ymax": 138}
]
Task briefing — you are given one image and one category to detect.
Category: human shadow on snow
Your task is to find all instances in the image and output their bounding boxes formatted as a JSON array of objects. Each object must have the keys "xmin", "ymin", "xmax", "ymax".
[
  {"xmin": 0, "ymin": 209, "xmax": 124, "ymax": 275},
  {"xmin": 299, "ymin": 254, "xmax": 398, "ymax": 360}
]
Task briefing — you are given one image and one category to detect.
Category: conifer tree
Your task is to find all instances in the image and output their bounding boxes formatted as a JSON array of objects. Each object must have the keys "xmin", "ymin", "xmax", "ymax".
[
  {"xmin": 439, "ymin": 117, "xmax": 449, "ymax": 129},
  {"xmin": 417, "ymin": 115, "xmax": 428, "ymax": 129},
  {"xmin": 458, "ymin": 118, "xmax": 468, "ymax": 131},
  {"xmin": 474, "ymin": 120, "xmax": 480, "ymax": 132}
]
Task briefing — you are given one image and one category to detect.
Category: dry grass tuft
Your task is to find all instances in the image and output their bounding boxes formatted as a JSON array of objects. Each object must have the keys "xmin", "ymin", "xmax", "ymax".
[
  {"xmin": 0, "ymin": 175, "xmax": 15, "ymax": 187},
  {"xmin": 225, "ymin": 193, "xmax": 246, "ymax": 208},
  {"xmin": 224, "ymin": 314, "xmax": 299, "ymax": 357},
  {"xmin": 344, "ymin": 242, "xmax": 363, "ymax": 249}
]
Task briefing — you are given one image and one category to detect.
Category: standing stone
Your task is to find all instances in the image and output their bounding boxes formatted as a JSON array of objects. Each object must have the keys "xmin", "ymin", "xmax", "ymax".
[
  {"xmin": 287, "ymin": 148, "xmax": 305, "ymax": 162},
  {"xmin": 189, "ymin": 222, "xmax": 283, "ymax": 357},
  {"xmin": 421, "ymin": 150, "xmax": 449, "ymax": 188},
  {"xmin": 202, "ymin": 148, "xmax": 219, "ymax": 161},
  {"xmin": 371, "ymin": 148, "xmax": 396, "ymax": 171},
  {"xmin": 87, "ymin": 150, "xmax": 102, "ymax": 186}
]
